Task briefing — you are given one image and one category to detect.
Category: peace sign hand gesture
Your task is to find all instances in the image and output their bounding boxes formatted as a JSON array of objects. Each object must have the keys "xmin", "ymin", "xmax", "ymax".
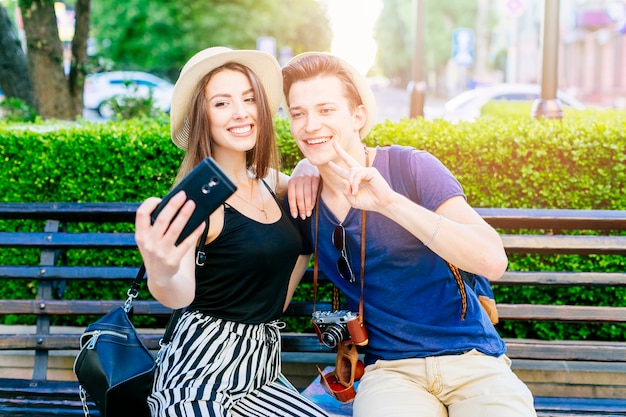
[{"xmin": 328, "ymin": 141, "xmax": 396, "ymax": 213}]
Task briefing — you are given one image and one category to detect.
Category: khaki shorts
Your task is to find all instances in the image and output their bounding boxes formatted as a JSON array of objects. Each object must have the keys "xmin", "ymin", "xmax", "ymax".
[{"xmin": 353, "ymin": 349, "xmax": 537, "ymax": 417}]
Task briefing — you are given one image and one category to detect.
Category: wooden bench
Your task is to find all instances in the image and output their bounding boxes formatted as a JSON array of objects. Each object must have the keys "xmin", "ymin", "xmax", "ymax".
[{"xmin": 0, "ymin": 203, "xmax": 625, "ymax": 416}]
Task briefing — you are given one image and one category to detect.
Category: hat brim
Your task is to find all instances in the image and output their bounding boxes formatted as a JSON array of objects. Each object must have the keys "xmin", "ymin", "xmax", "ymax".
[
  {"xmin": 170, "ymin": 47, "xmax": 282, "ymax": 150},
  {"xmin": 283, "ymin": 52, "xmax": 377, "ymax": 138}
]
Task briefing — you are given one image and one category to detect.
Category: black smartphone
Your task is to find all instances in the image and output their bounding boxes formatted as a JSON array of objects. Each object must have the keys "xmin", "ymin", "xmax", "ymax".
[{"xmin": 150, "ymin": 157, "xmax": 237, "ymax": 245}]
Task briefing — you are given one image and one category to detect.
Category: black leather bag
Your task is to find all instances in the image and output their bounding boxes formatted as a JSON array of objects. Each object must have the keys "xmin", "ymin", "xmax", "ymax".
[
  {"xmin": 73, "ymin": 265, "xmax": 181, "ymax": 417},
  {"xmin": 73, "ymin": 305, "xmax": 155, "ymax": 417}
]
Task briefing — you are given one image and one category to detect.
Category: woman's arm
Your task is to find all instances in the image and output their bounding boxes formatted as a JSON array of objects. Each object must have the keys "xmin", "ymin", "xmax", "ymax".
[
  {"xmin": 283, "ymin": 254, "xmax": 312, "ymax": 311},
  {"xmin": 134, "ymin": 193, "xmax": 204, "ymax": 309}
]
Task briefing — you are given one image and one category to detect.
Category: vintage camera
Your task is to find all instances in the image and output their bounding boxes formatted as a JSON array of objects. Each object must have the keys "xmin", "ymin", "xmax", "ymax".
[{"xmin": 311, "ymin": 310, "xmax": 368, "ymax": 349}]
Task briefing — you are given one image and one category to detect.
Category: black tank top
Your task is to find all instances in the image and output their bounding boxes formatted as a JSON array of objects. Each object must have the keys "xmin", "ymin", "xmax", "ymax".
[{"xmin": 188, "ymin": 185, "xmax": 302, "ymax": 324}]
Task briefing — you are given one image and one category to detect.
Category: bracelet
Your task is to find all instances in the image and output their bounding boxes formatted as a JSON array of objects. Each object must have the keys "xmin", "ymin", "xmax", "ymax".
[{"xmin": 424, "ymin": 214, "xmax": 443, "ymax": 247}]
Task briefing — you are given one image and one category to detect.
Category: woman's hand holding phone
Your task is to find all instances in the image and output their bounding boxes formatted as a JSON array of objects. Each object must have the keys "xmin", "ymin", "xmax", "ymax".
[
  {"xmin": 134, "ymin": 192, "xmax": 206, "ymax": 308},
  {"xmin": 134, "ymin": 157, "xmax": 237, "ymax": 308}
]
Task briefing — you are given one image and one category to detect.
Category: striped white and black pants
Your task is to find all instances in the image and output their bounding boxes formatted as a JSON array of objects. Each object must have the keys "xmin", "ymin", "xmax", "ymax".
[{"xmin": 148, "ymin": 311, "xmax": 330, "ymax": 417}]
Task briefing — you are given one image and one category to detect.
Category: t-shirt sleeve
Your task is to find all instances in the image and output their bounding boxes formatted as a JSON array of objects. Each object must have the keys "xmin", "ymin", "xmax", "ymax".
[{"xmin": 405, "ymin": 148, "xmax": 466, "ymax": 211}]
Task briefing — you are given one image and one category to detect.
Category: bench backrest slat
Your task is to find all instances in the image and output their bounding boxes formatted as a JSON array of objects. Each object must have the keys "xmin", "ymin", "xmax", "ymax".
[
  {"xmin": 477, "ymin": 208, "xmax": 626, "ymax": 230},
  {"xmin": 0, "ymin": 202, "xmax": 139, "ymax": 222},
  {"xmin": 0, "ymin": 300, "xmax": 171, "ymax": 315},
  {"xmin": 0, "ymin": 232, "xmax": 137, "ymax": 249},
  {"xmin": 497, "ymin": 271, "xmax": 626, "ymax": 286},
  {"xmin": 0, "ymin": 266, "xmax": 140, "ymax": 280},
  {"xmin": 501, "ymin": 235, "xmax": 626, "ymax": 255}
]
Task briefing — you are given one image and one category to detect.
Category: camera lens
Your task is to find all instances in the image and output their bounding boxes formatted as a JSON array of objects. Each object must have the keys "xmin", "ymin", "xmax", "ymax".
[{"xmin": 321, "ymin": 324, "xmax": 347, "ymax": 349}]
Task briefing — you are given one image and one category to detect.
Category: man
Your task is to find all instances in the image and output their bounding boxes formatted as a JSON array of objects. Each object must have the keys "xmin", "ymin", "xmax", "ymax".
[{"xmin": 283, "ymin": 52, "xmax": 537, "ymax": 417}]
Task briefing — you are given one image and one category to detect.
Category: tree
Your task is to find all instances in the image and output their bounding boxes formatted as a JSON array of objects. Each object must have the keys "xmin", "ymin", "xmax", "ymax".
[
  {"xmin": 375, "ymin": 0, "xmax": 413, "ymax": 86},
  {"xmin": 0, "ymin": 3, "xmax": 36, "ymax": 107},
  {"xmin": 263, "ymin": 0, "xmax": 331, "ymax": 57},
  {"xmin": 3, "ymin": 0, "xmax": 328, "ymax": 119},
  {"xmin": 89, "ymin": 0, "xmax": 331, "ymax": 80},
  {"xmin": 374, "ymin": 0, "xmax": 481, "ymax": 90},
  {"xmin": 18, "ymin": 0, "xmax": 90, "ymax": 119}
]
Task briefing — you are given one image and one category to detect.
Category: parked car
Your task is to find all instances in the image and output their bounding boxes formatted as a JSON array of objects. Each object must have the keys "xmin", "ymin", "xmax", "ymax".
[
  {"xmin": 442, "ymin": 83, "xmax": 586, "ymax": 122},
  {"xmin": 83, "ymin": 71, "xmax": 174, "ymax": 118}
]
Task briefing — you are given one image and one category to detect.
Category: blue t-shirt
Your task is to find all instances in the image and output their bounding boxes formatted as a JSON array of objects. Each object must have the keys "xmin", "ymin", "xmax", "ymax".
[{"xmin": 300, "ymin": 145, "xmax": 506, "ymax": 365}]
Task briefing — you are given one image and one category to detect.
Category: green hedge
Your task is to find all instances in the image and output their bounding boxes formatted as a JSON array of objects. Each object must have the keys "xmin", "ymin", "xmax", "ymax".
[{"xmin": 0, "ymin": 110, "xmax": 624, "ymax": 339}]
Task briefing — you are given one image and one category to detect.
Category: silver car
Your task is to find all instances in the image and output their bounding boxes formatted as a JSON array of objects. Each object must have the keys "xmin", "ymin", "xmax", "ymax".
[{"xmin": 83, "ymin": 71, "xmax": 174, "ymax": 118}]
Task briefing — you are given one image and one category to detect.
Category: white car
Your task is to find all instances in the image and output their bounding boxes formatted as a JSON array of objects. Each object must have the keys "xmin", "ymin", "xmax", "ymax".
[
  {"xmin": 443, "ymin": 83, "xmax": 586, "ymax": 122},
  {"xmin": 84, "ymin": 71, "xmax": 174, "ymax": 118}
]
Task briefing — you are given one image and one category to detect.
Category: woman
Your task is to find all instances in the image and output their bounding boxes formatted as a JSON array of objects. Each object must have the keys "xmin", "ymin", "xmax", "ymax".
[{"xmin": 134, "ymin": 47, "xmax": 328, "ymax": 417}]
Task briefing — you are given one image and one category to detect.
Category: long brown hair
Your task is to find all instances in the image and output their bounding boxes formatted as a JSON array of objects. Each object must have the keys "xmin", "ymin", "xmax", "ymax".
[{"xmin": 174, "ymin": 62, "xmax": 279, "ymax": 185}]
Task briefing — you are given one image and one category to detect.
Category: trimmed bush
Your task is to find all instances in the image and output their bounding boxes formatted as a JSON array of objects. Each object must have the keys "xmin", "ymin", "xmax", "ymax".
[{"xmin": 0, "ymin": 109, "xmax": 624, "ymax": 339}]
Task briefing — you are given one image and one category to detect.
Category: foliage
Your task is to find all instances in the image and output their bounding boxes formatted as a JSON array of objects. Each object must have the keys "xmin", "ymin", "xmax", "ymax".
[
  {"xmin": 375, "ymin": 0, "xmax": 480, "ymax": 86},
  {"xmin": 274, "ymin": 115, "xmax": 303, "ymax": 174},
  {"xmin": 374, "ymin": 0, "xmax": 413, "ymax": 84},
  {"xmin": 364, "ymin": 110, "xmax": 626, "ymax": 210},
  {"xmin": 89, "ymin": 0, "xmax": 331, "ymax": 80},
  {"xmin": 101, "ymin": 83, "xmax": 167, "ymax": 120},
  {"xmin": 0, "ymin": 97, "xmax": 37, "ymax": 122},
  {"xmin": 0, "ymin": 110, "xmax": 625, "ymax": 339}
]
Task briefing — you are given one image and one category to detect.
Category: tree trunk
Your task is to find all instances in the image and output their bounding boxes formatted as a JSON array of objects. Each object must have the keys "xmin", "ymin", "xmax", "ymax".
[
  {"xmin": 0, "ymin": 5, "xmax": 36, "ymax": 108},
  {"xmin": 69, "ymin": 0, "xmax": 91, "ymax": 115},
  {"xmin": 21, "ymin": 0, "xmax": 75, "ymax": 119}
]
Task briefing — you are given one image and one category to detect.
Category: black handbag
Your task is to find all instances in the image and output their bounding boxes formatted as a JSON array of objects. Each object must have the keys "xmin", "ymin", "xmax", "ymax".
[{"xmin": 73, "ymin": 264, "xmax": 181, "ymax": 417}]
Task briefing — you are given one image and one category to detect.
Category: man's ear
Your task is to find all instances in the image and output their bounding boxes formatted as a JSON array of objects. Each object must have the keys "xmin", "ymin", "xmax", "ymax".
[{"xmin": 353, "ymin": 104, "xmax": 367, "ymax": 134}]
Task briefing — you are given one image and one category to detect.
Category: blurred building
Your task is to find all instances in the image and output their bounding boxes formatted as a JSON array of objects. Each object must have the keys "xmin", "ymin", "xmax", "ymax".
[{"xmin": 497, "ymin": 0, "xmax": 626, "ymax": 108}]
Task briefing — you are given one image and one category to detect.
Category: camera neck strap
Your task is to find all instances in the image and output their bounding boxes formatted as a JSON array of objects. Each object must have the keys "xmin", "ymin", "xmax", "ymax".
[{"xmin": 312, "ymin": 149, "xmax": 367, "ymax": 321}]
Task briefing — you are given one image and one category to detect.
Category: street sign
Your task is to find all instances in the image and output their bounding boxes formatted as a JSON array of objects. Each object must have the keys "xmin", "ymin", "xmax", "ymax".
[{"xmin": 451, "ymin": 28, "xmax": 474, "ymax": 67}]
